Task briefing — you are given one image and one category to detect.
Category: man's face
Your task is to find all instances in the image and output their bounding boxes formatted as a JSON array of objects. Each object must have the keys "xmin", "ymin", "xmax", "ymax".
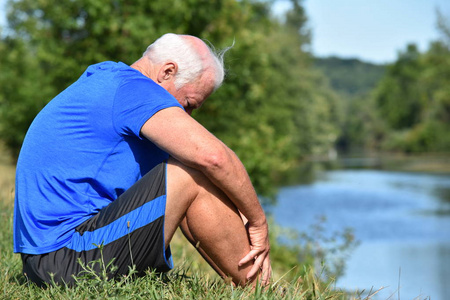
[{"xmin": 164, "ymin": 74, "xmax": 215, "ymax": 115}]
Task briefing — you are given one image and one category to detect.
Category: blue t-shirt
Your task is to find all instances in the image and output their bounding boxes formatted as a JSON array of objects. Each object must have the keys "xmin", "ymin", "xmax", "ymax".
[{"xmin": 13, "ymin": 61, "xmax": 183, "ymax": 254}]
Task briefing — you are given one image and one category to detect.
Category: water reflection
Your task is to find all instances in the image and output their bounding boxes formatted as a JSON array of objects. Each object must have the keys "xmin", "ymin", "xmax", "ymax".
[
  {"xmin": 338, "ymin": 242, "xmax": 450, "ymax": 300},
  {"xmin": 434, "ymin": 186, "xmax": 450, "ymax": 204},
  {"xmin": 273, "ymin": 167, "xmax": 450, "ymax": 300}
]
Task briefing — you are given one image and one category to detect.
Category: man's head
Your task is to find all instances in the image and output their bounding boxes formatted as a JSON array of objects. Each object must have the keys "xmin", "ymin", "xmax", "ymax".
[
  {"xmin": 144, "ymin": 34, "xmax": 225, "ymax": 91},
  {"xmin": 140, "ymin": 33, "xmax": 228, "ymax": 114}
]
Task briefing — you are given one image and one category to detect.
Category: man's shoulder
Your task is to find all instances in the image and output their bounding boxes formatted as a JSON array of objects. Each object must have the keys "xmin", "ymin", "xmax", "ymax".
[
  {"xmin": 83, "ymin": 61, "xmax": 135, "ymax": 78},
  {"xmin": 70, "ymin": 61, "xmax": 151, "ymax": 95}
]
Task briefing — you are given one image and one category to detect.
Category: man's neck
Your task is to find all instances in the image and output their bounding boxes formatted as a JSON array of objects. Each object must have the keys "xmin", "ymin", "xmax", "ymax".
[{"xmin": 131, "ymin": 57, "xmax": 158, "ymax": 81}]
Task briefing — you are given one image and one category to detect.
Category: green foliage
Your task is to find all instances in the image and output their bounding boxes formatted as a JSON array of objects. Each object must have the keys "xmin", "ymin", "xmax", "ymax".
[
  {"xmin": 330, "ymin": 12, "xmax": 450, "ymax": 155},
  {"xmin": 0, "ymin": 37, "xmax": 56, "ymax": 159},
  {"xmin": 314, "ymin": 57, "xmax": 386, "ymax": 97},
  {"xmin": 269, "ymin": 216, "xmax": 359, "ymax": 284},
  {"xmin": 313, "ymin": 57, "xmax": 386, "ymax": 153},
  {"xmin": 336, "ymin": 94, "xmax": 386, "ymax": 153},
  {"xmin": 0, "ymin": 0, "xmax": 341, "ymax": 198},
  {"xmin": 375, "ymin": 44, "xmax": 426, "ymax": 130},
  {"xmin": 372, "ymin": 15, "xmax": 450, "ymax": 153}
]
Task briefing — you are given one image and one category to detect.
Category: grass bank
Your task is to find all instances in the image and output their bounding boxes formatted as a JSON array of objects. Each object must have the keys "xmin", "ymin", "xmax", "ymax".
[
  {"xmin": 336, "ymin": 152, "xmax": 450, "ymax": 174},
  {"xmin": 0, "ymin": 151, "xmax": 371, "ymax": 299}
]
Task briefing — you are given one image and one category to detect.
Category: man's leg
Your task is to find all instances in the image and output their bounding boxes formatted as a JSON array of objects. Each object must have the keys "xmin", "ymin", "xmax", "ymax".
[
  {"xmin": 21, "ymin": 162, "xmax": 172, "ymax": 286},
  {"xmin": 178, "ymin": 217, "xmax": 230, "ymax": 280},
  {"xmin": 163, "ymin": 158, "xmax": 256, "ymax": 286}
]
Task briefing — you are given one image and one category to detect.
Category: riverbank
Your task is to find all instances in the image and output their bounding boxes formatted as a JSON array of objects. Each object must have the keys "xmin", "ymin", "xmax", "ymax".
[
  {"xmin": 306, "ymin": 152, "xmax": 450, "ymax": 175},
  {"xmin": 379, "ymin": 153, "xmax": 450, "ymax": 174},
  {"xmin": 338, "ymin": 153, "xmax": 450, "ymax": 174}
]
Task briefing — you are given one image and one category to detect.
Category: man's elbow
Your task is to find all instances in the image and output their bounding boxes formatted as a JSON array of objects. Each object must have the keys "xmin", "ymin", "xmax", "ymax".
[{"xmin": 199, "ymin": 147, "xmax": 231, "ymax": 175}]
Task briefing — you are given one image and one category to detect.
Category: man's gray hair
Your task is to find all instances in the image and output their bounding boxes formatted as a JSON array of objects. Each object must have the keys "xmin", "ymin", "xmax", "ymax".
[{"xmin": 143, "ymin": 33, "xmax": 229, "ymax": 91}]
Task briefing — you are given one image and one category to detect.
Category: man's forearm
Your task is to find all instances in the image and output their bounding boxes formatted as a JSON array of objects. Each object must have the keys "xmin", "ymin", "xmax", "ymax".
[{"xmin": 199, "ymin": 145, "xmax": 266, "ymax": 226}]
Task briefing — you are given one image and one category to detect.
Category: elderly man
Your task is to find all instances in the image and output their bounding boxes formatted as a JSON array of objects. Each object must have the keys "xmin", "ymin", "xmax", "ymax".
[{"xmin": 13, "ymin": 33, "xmax": 271, "ymax": 287}]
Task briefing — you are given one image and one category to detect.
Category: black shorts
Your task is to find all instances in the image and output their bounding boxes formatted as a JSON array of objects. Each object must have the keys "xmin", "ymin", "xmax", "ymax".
[{"xmin": 21, "ymin": 162, "xmax": 173, "ymax": 287}]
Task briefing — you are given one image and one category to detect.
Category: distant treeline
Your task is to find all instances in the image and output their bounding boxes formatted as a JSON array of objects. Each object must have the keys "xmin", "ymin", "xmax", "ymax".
[
  {"xmin": 0, "ymin": 0, "xmax": 449, "ymax": 198},
  {"xmin": 314, "ymin": 57, "xmax": 386, "ymax": 97},
  {"xmin": 316, "ymin": 12, "xmax": 450, "ymax": 154}
]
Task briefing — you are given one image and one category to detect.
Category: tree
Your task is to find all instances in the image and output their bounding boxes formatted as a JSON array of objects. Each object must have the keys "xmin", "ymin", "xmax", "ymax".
[
  {"xmin": 375, "ymin": 44, "xmax": 425, "ymax": 130},
  {"xmin": 372, "ymin": 12, "xmax": 450, "ymax": 153}
]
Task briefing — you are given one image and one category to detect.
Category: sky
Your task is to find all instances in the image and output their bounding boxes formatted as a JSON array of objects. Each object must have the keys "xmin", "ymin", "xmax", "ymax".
[
  {"xmin": 275, "ymin": 0, "xmax": 450, "ymax": 64},
  {"xmin": 1, "ymin": 0, "xmax": 449, "ymax": 64}
]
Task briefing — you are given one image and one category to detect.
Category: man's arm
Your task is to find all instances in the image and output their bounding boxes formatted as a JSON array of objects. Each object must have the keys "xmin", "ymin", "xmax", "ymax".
[{"xmin": 140, "ymin": 107, "xmax": 270, "ymax": 282}]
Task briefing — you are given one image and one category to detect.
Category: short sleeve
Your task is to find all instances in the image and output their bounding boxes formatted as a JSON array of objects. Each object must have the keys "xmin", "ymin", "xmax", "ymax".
[{"xmin": 113, "ymin": 76, "xmax": 183, "ymax": 138}]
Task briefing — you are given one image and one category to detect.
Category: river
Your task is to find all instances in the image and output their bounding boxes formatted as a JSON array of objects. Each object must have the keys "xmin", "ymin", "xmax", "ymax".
[{"xmin": 270, "ymin": 163, "xmax": 450, "ymax": 299}]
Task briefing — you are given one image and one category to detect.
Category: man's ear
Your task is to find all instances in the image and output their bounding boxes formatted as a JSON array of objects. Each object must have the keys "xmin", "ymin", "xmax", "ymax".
[{"xmin": 156, "ymin": 62, "xmax": 178, "ymax": 83}]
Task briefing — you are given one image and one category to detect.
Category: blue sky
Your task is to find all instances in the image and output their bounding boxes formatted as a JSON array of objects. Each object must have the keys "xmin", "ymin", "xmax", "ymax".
[
  {"xmin": 1, "ymin": 0, "xmax": 449, "ymax": 64},
  {"xmin": 275, "ymin": 0, "xmax": 450, "ymax": 63}
]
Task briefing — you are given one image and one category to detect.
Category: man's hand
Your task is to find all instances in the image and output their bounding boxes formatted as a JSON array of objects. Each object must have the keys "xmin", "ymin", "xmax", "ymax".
[{"xmin": 238, "ymin": 221, "xmax": 272, "ymax": 285}]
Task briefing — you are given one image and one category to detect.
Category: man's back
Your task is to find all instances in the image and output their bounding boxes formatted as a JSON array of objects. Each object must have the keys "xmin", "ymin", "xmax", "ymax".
[{"xmin": 14, "ymin": 61, "xmax": 180, "ymax": 255}]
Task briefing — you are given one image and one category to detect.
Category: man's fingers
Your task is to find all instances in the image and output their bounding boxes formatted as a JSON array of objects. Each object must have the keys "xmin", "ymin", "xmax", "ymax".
[
  {"xmin": 240, "ymin": 249, "xmax": 271, "ymax": 284},
  {"xmin": 238, "ymin": 249, "xmax": 259, "ymax": 266},
  {"xmin": 261, "ymin": 257, "xmax": 271, "ymax": 285},
  {"xmin": 245, "ymin": 254, "xmax": 266, "ymax": 280}
]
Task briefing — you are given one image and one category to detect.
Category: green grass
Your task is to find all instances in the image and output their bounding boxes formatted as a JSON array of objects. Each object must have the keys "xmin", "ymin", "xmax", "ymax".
[{"xmin": 0, "ymin": 153, "xmax": 374, "ymax": 299}]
